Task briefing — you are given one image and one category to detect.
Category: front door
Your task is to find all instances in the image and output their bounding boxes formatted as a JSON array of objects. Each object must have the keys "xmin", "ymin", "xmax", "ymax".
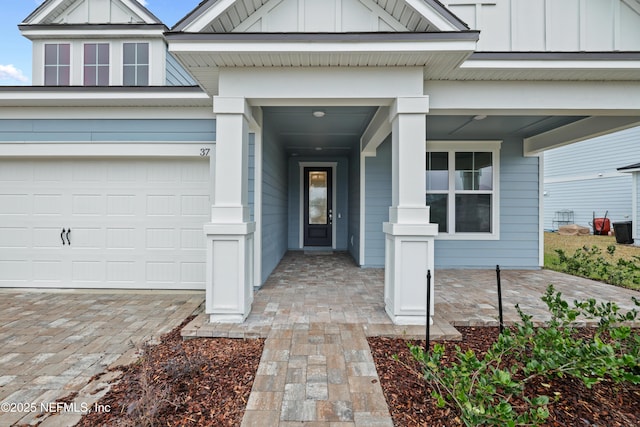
[{"xmin": 303, "ymin": 167, "xmax": 333, "ymax": 247}]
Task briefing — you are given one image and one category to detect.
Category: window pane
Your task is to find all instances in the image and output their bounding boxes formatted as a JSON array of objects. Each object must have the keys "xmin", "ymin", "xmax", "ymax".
[
  {"xmin": 44, "ymin": 66, "xmax": 57, "ymax": 85},
  {"xmin": 455, "ymin": 194, "xmax": 492, "ymax": 232},
  {"xmin": 97, "ymin": 65, "xmax": 109, "ymax": 85},
  {"xmin": 308, "ymin": 171, "xmax": 328, "ymax": 225},
  {"xmin": 123, "ymin": 65, "xmax": 135, "ymax": 85},
  {"xmin": 84, "ymin": 44, "xmax": 96, "ymax": 65},
  {"xmin": 137, "ymin": 65, "xmax": 149, "ymax": 86},
  {"xmin": 455, "ymin": 152, "xmax": 474, "ymax": 190},
  {"xmin": 123, "ymin": 43, "xmax": 135, "ymax": 65},
  {"xmin": 59, "ymin": 44, "xmax": 70, "ymax": 64},
  {"xmin": 477, "ymin": 152, "xmax": 493, "ymax": 190},
  {"xmin": 98, "ymin": 44, "xmax": 109, "ymax": 64},
  {"xmin": 59, "ymin": 66, "xmax": 70, "ymax": 85},
  {"xmin": 455, "ymin": 152, "xmax": 493, "ymax": 190},
  {"xmin": 84, "ymin": 66, "xmax": 96, "ymax": 86},
  {"xmin": 137, "ymin": 43, "xmax": 149, "ymax": 64},
  {"xmin": 44, "ymin": 44, "xmax": 57, "ymax": 65},
  {"xmin": 426, "ymin": 152, "xmax": 448, "ymax": 191},
  {"xmin": 427, "ymin": 194, "xmax": 448, "ymax": 233}
]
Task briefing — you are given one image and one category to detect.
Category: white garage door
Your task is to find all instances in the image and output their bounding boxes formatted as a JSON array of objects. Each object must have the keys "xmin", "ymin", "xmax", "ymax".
[{"xmin": 0, "ymin": 157, "xmax": 210, "ymax": 290}]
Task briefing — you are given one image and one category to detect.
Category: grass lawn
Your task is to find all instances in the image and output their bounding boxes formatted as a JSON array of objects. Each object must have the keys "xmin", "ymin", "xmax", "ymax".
[{"xmin": 544, "ymin": 232, "xmax": 640, "ymax": 290}]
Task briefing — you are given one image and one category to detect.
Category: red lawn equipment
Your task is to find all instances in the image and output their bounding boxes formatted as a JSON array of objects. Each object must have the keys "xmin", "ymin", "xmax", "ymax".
[{"xmin": 592, "ymin": 211, "xmax": 611, "ymax": 236}]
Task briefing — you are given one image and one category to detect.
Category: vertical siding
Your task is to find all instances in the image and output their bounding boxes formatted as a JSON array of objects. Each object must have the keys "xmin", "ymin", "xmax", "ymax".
[
  {"xmin": 261, "ymin": 127, "xmax": 289, "ymax": 284},
  {"xmin": 434, "ymin": 138, "xmax": 540, "ymax": 268},
  {"xmin": 363, "ymin": 137, "xmax": 392, "ymax": 267},
  {"xmin": 165, "ymin": 51, "xmax": 198, "ymax": 86},
  {"xmin": 442, "ymin": 0, "xmax": 640, "ymax": 52},
  {"xmin": 348, "ymin": 150, "xmax": 361, "ymax": 264},
  {"xmin": 543, "ymin": 127, "xmax": 638, "ymax": 230}
]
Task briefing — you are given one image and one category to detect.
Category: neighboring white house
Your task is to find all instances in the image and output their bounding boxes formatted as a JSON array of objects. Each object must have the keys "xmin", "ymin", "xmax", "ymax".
[
  {"xmin": 617, "ymin": 162, "xmax": 640, "ymax": 246},
  {"xmin": 1, "ymin": 0, "xmax": 640, "ymax": 325},
  {"xmin": 543, "ymin": 126, "xmax": 638, "ymax": 233}
]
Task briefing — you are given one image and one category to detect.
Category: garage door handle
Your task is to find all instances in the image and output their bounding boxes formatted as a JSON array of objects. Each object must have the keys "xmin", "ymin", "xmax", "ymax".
[
  {"xmin": 61, "ymin": 228, "xmax": 67, "ymax": 245},
  {"xmin": 66, "ymin": 229, "xmax": 71, "ymax": 246}
]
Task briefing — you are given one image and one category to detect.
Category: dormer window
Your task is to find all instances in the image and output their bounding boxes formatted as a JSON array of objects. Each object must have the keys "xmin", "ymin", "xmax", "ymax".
[
  {"xmin": 84, "ymin": 43, "xmax": 110, "ymax": 86},
  {"xmin": 44, "ymin": 44, "xmax": 70, "ymax": 86},
  {"xmin": 123, "ymin": 43, "xmax": 149, "ymax": 86}
]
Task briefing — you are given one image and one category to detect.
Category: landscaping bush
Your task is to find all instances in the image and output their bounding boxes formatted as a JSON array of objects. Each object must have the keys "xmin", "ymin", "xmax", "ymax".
[
  {"xmin": 553, "ymin": 245, "xmax": 640, "ymax": 288},
  {"xmin": 408, "ymin": 285, "xmax": 640, "ymax": 426}
]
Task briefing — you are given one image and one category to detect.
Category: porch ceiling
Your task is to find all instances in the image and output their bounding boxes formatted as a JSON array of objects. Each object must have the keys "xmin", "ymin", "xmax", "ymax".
[
  {"xmin": 264, "ymin": 106, "xmax": 377, "ymax": 156},
  {"xmin": 263, "ymin": 106, "xmax": 586, "ymax": 157}
]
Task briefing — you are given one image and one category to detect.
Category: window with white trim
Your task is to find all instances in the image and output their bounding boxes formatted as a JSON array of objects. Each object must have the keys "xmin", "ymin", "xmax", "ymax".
[
  {"xmin": 83, "ymin": 43, "xmax": 110, "ymax": 86},
  {"xmin": 44, "ymin": 44, "xmax": 70, "ymax": 86},
  {"xmin": 123, "ymin": 43, "xmax": 149, "ymax": 86},
  {"xmin": 426, "ymin": 141, "xmax": 501, "ymax": 239}
]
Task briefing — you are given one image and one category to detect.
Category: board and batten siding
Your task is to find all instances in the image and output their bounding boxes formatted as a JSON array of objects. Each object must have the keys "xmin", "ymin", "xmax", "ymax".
[
  {"xmin": 166, "ymin": 51, "xmax": 198, "ymax": 86},
  {"xmin": 363, "ymin": 136, "xmax": 540, "ymax": 268},
  {"xmin": 543, "ymin": 126, "xmax": 637, "ymax": 230},
  {"xmin": 442, "ymin": 0, "xmax": 640, "ymax": 52},
  {"xmin": 0, "ymin": 119, "xmax": 215, "ymax": 143},
  {"xmin": 261, "ymin": 126, "xmax": 289, "ymax": 284}
]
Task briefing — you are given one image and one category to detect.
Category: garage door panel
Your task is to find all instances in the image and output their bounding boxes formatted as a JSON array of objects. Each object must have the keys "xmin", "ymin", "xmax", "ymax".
[
  {"xmin": 0, "ymin": 195, "xmax": 30, "ymax": 214},
  {"xmin": 0, "ymin": 157, "xmax": 209, "ymax": 290},
  {"xmin": 33, "ymin": 194, "xmax": 64, "ymax": 216},
  {"xmin": 0, "ymin": 227, "xmax": 29, "ymax": 248}
]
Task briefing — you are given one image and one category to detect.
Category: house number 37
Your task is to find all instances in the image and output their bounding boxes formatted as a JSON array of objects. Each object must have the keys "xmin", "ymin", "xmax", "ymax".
[{"xmin": 200, "ymin": 148, "xmax": 210, "ymax": 157}]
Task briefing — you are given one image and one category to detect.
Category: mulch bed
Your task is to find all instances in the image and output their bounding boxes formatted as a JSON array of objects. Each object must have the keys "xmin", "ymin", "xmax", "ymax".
[
  {"xmin": 71, "ymin": 319, "xmax": 639, "ymax": 426},
  {"xmin": 76, "ymin": 317, "xmax": 264, "ymax": 427},
  {"xmin": 368, "ymin": 327, "xmax": 640, "ymax": 427}
]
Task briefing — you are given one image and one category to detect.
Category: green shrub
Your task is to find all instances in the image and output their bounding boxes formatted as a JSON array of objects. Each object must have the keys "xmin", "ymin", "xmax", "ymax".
[
  {"xmin": 409, "ymin": 285, "xmax": 640, "ymax": 426},
  {"xmin": 553, "ymin": 245, "xmax": 640, "ymax": 288}
]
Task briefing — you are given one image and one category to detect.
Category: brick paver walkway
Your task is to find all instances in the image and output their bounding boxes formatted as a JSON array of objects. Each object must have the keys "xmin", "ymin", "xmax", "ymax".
[{"xmin": 183, "ymin": 251, "xmax": 639, "ymax": 427}]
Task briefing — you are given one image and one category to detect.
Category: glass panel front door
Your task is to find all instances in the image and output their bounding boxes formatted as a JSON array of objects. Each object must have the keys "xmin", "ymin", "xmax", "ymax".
[{"xmin": 304, "ymin": 167, "xmax": 332, "ymax": 246}]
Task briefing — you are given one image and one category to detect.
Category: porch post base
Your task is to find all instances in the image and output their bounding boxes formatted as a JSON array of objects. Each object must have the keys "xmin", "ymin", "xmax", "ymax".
[
  {"xmin": 204, "ymin": 222, "xmax": 255, "ymax": 324},
  {"xmin": 383, "ymin": 222, "xmax": 437, "ymax": 326}
]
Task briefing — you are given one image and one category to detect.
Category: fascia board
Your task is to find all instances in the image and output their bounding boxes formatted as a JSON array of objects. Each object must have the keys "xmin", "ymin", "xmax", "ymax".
[
  {"xmin": 22, "ymin": 0, "xmax": 66, "ymax": 24},
  {"xmin": 180, "ymin": 0, "xmax": 236, "ymax": 33},
  {"xmin": 404, "ymin": 0, "xmax": 466, "ymax": 31},
  {"xmin": 21, "ymin": 28, "xmax": 167, "ymax": 39},
  {"xmin": 461, "ymin": 59, "xmax": 640, "ymax": 71},
  {"xmin": 168, "ymin": 38, "xmax": 478, "ymax": 54}
]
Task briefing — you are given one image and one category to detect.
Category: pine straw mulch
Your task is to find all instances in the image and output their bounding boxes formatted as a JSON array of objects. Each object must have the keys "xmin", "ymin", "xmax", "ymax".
[
  {"xmin": 76, "ymin": 316, "xmax": 264, "ymax": 427},
  {"xmin": 368, "ymin": 326, "xmax": 640, "ymax": 427}
]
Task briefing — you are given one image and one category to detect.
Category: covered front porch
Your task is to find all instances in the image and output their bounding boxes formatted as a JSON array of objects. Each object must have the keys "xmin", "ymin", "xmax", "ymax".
[{"xmin": 183, "ymin": 251, "xmax": 640, "ymax": 339}]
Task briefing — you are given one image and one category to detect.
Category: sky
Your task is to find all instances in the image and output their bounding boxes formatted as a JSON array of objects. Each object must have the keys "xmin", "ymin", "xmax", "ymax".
[{"xmin": 0, "ymin": 0, "xmax": 202, "ymax": 85}]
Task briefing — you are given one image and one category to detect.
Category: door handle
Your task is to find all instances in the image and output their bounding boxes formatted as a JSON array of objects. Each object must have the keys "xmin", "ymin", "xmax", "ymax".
[
  {"xmin": 328, "ymin": 210, "xmax": 333, "ymax": 225},
  {"xmin": 61, "ymin": 228, "xmax": 66, "ymax": 245},
  {"xmin": 66, "ymin": 229, "xmax": 71, "ymax": 246}
]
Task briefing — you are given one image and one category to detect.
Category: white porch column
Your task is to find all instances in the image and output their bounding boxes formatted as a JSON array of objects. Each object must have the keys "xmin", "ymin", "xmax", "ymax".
[
  {"xmin": 205, "ymin": 96, "xmax": 255, "ymax": 323},
  {"xmin": 383, "ymin": 97, "xmax": 438, "ymax": 325}
]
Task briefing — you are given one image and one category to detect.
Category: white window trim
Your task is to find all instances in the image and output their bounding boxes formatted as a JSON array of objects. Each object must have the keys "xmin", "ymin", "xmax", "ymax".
[{"xmin": 426, "ymin": 140, "xmax": 501, "ymax": 241}]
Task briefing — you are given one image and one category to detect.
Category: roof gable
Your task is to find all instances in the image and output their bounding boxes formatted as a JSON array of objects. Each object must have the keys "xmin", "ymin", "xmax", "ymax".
[
  {"xmin": 173, "ymin": 0, "xmax": 468, "ymax": 33},
  {"xmin": 22, "ymin": 0, "xmax": 162, "ymax": 25}
]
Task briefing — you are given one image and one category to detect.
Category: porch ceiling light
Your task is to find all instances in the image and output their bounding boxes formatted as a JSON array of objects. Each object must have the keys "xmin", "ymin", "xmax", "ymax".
[
  {"xmin": 473, "ymin": 114, "xmax": 487, "ymax": 121},
  {"xmin": 312, "ymin": 110, "xmax": 326, "ymax": 118}
]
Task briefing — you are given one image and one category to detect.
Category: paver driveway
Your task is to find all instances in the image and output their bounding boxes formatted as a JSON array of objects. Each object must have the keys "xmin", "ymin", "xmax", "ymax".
[{"xmin": 0, "ymin": 289, "xmax": 203, "ymax": 426}]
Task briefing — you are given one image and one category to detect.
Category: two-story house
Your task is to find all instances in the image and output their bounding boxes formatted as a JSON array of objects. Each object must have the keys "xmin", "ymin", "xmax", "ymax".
[{"xmin": 1, "ymin": 0, "xmax": 639, "ymax": 325}]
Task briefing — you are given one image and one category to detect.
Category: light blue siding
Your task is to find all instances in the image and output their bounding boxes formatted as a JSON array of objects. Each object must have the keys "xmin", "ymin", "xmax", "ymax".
[
  {"xmin": 435, "ymin": 138, "xmax": 540, "ymax": 268},
  {"xmin": 165, "ymin": 51, "xmax": 198, "ymax": 86},
  {"xmin": 363, "ymin": 136, "xmax": 392, "ymax": 267},
  {"xmin": 261, "ymin": 127, "xmax": 289, "ymax": 284},
  {"xmin": 543, "ymin": 126, "xmax": 638, "ymax": 230},
  {"xmin": 0, "ymin": 119, "xmax": 215, "ymax": 142},
  {"xmin": 348, "ymin": 150, "xmax": 361, "ymax": 264},
  {"xmin": 287, "ymin": 157, "xmax": 350, "ymax": 250},
  {"xmin": 362, "ymin": 136, "xmax": 540, "ymax": 269}
]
